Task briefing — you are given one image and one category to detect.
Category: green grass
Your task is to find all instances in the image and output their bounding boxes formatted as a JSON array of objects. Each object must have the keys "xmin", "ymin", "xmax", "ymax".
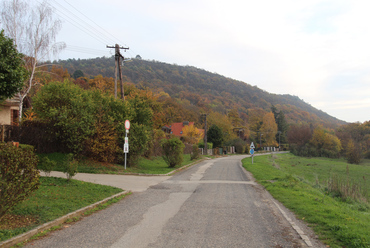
[
  {"xmin": 0, "ymin": 177, "xmax": 123, "ymax": 242},
  {"xmin": 243, "ymin": 153, "xmax": 370, "ymax": 248},
  {"xmin": 38, "ymin": 153, "xmax": 202, "ymax": 175}
]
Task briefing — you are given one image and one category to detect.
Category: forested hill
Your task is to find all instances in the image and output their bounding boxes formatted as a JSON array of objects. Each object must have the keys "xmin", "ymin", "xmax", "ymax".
[{"xmin": 54, "ymin": 56, "xmax": 345, "ymax": 128}]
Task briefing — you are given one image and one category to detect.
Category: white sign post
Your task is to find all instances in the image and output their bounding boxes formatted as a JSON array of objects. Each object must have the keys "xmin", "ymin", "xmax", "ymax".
[
  {"xmin": 124, "ymin": 120, "xmax": 130, "ymax": 169},
  {"xmin": 250, "ymin": 142, "xmax": 255, "ymax": 164}
]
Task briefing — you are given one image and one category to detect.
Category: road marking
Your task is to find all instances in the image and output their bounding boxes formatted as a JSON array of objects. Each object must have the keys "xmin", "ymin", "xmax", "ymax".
[
  {"xmin": 164, "ymin": 180, "xmax": 257, "ymax": 185},
  {"xmin": 272, "ymin": 201, "xmax": 313, "ymax": 247},
  {"xmin": 190, "ymin": 162, "xmax": 213, "ymax": 181},
  {"xmin": 110, "ymin": 192, "xmax": 193, "ymax": 248}
]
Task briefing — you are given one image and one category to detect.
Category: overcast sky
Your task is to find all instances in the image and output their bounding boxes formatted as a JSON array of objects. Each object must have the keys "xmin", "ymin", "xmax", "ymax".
[{"xmin": 49, "ymin": 0, "xmax": 370, "ymax": 123}]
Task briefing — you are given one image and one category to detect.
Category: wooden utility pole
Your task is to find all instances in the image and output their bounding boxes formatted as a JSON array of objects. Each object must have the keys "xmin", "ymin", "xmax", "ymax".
[{"xmin": 106, "ymin": 44, "xmax": 129, "ymax": 100}]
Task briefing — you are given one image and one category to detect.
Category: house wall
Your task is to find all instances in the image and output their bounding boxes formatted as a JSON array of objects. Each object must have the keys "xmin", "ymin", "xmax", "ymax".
[{"xmin": 0, "ymin": 105, "xmax": 19, "ymax": 125}]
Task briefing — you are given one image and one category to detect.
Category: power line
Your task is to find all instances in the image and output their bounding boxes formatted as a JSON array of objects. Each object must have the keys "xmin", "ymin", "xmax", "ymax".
[
  {"xmin": 65, "ymin": 45, "xmax": 111, "ymax": 56},
  {"xmin": 47, "ymin": 0, "xmax": 113, "ymax": 45},
  {"xmin": 61, "ymin": 0, "xmax": 123, "ymax": 46},
  {"xmin": 42, "ymin": 0, "xmax": 140, "ymax": 60}
]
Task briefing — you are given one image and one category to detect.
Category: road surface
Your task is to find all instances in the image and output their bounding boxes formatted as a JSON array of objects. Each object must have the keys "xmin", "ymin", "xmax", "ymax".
[{"xmin": 25, "ymin": 155, "xmax": 324, "ymax": 248}]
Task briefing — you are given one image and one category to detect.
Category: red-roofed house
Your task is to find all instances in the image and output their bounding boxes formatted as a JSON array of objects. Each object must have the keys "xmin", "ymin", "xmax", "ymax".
[{"xmin": 162, "ymin": 121, "xmax": 204, "ymax": 138}]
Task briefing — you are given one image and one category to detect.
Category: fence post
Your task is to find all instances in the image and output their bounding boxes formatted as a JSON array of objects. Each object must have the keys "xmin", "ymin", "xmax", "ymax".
[{"xmin": 1, "ymin": 125, "xmax": 4, "ymax": 142}]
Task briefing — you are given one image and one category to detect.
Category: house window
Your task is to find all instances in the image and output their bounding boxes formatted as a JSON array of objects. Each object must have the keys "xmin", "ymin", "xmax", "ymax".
[
  {"xmin": 11, "ymin": 110, "xmax": 19, "ymax": 126},
  {"xmin": 180, "ymin": 131, "xmax": 183, "ymax": 134}
]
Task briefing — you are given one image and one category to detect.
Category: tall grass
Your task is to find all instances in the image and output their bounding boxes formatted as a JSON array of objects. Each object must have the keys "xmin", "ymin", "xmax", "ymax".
[{"xmin": 327, "ymin": 165, "xmax": 368, "ymax": 204}]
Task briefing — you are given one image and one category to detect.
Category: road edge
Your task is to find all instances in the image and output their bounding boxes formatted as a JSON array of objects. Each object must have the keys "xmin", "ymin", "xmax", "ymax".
[{"xmin": 0, "ymin": 190, "xmax": 129, "ymax": 248}]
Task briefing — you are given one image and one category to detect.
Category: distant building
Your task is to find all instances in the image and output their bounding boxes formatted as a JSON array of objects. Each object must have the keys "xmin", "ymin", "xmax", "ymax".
[{"xmin": 162, "ymin": 121, "xmax": 204, "ymax": 138}]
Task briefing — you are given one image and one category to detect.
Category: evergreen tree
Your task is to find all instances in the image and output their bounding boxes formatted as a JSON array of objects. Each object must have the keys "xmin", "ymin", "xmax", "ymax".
[
  {"xmin": 271, "ymin": 105, "xmax": 288, "ymax": 144},
  {"xmin": 207, "ymin": 124, "xmax": 224, "ymax": 147}
]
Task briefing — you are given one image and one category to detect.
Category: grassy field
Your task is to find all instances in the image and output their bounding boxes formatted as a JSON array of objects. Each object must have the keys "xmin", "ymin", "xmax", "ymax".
[
  {"xmin": 243, "ymin": 153, "xmax": 370, "ymax": 248},
  {"xmin": 38, "ymin": 153, "xmax": 201, "ymax": 175},
  {"xmin": 0, "ymin": 177, "xmax": 124, "ymax": 242}
]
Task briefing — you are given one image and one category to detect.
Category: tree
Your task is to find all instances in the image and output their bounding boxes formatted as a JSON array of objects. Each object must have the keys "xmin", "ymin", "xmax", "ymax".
[
  {"xmin": 346, "ymin": 139, "xmax": 362, "ymax": 164},
  {"xmin": 73, "ymin": 69, "xmax": 84, "ymax": 79},
  {"xmin": 228, "ymin": 108, "xmax": 243, "ymax": 127},
  {"xmin": 0, "ymin": 30, "xmax": 26, "ymax": 101},
  {"xmin": 1, "ymin": 0, "xmax": 65, "ymax": 121},
  {"xmin": 207, "ymin": 111, "xmax": 236, "ymax": 142},
  {"xmin": 260, "ymin": 112, "xmax": 278, "ymax": 146},
  {"xmin": 182, "ymin": 124, "xmax": 203, "ymax": 144},
  {"xmin": 287, "ymin": 124, "xmax": 312, "ymax": 147},
  {"xmin": 207, "ymin": 124, "xmax": 224, "ymax": 147},
  {"xmin": 309, "ymin": 127, "xmax": 342, "ymax": 158},
  {"xmin": 271, "ymin": 105, "xmax": 288, "ymax": 144},
  {"xmin": 89, "ymin": 75, "xmax": 115, "ymax": 95}
]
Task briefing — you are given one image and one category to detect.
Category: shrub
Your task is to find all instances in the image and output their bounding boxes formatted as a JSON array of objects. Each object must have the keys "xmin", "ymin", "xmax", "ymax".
[
  {"xmin": 191, "ymin": 144, "xmax": 201, "ymax": 160},
  {"xmin": 84, "ymin": 116, "xmax": 119, "ymax": 163},
  {"xmin": 198, "ymin": 141, "xmax": 213, "ymax": 149},
  {"xmin": 39, "ymin": 156, "xmax": 56, "ymax": 177},
  {"xmin": 63, "ymin": 153, "xmax": 78, "ymax": 180},
  {"xmin": 161, "ymin": 137, "xmax": 185, "ymax": 168},
  {"xmin": 346, "ymin": 140, "xmax": 362, "ymax": 164},
  {"xmin": 0, "ymin": 142, "xmax": 40, "ymax": 221}
]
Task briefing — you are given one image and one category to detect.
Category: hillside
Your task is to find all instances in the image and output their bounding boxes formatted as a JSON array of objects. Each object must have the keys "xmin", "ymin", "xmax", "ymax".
[{"xmin": 54, "ymin": 57, "xmax": 345, "ymax": 128}]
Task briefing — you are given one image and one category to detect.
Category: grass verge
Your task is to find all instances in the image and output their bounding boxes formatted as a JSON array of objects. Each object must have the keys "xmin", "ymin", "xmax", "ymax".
[
  {"xmin": 38, "ymin": 153, "xmax": 202, "ymax": 174},
  {"xmin": 242, "ymin": 153, "xmax": 370, "ymax": 248},
  {"xmin": 0, "ymin": 177, "xmax": 124, "ymax": 242}
]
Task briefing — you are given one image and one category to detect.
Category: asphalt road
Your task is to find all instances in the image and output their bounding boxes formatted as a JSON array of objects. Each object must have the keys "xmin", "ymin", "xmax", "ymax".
[{"xmin": 25, "ymin": 155, "xmax": 324, "ymax": 248}]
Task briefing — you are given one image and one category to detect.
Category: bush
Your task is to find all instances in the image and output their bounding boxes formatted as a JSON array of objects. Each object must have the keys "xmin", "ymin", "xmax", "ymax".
[
  {"xmin": 191, "ymin": 144, "xmax": 201, "ymax": 160},
  {"xmin": 39, "ymin": 156, "xmax": 56, "ymax": 177},
  {"xmin": 198, "ymin": 141, "xmax": 213, "ymax": 149},
  {"xmin": 161, "ymin": 137, "xmax": 185, "ymax": 168},
  {"xmin": 225, "ymin": 138, "xmax": 246, "ymax": 154},
  {"xmin": 0, "ymin": 142, "xmax": 40, "ymax": 221},
  {"xmin": 63, "ymin": 154, "xmax": 78, "ymax": 180},
  {"xmin": 84, "ymin": 116, "xmax": 119, "ymax": 163}
]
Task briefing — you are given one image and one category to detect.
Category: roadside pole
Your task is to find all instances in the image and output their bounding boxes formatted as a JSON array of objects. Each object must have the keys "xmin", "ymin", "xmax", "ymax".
[
  {"xmin": 124, "ymin": 120, "xmax": 130, "ymax": 170},
  {"xmin": 250, "ymin": 142, "xmax": 255, "ymax": 164}
]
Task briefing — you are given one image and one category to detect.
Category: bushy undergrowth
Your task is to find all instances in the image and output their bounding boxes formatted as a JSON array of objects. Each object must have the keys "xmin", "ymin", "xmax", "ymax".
[
  {"xmin": 191, "ymin": 144, "xmax": 201, "ymax": 160},
  {"xmin": 32, "ymin": 81, "xmax": 153, "ymax": 167},
  {"xmin": 0, "ymin": 143, "xmax": 40, "ymax": 221},
  {"xmin": 161, "ymin": 137, "xmax": 185, "ymax": 168}
]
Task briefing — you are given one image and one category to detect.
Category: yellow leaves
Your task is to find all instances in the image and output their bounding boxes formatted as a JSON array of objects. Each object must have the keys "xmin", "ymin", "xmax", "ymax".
[
  {"xmin": 310, "ymin": 127, "xmax": 342, "ymax": 153},
  {"xmin": 182, "ymin": 124, "xmax": 203, "ymax": 144},
  {"xmin": 23, "ymin": 109, "xmax": 37, "ymax": 121},
  {"xmin": 88, "ymin": 75, "xmax": 114, "ymax": 94},
  {"xmin": 260, "ymin": 112, "xmax": 278, "ymax": 147}
]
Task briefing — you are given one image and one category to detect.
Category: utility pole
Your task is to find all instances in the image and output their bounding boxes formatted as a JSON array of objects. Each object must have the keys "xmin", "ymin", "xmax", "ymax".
[
  {"xmin": 201, "ymin": 113, "xmax": 208, "ymax": 155},
  {"xmin": 106, "ymin": 44, "xmax": 129, "ymax": 100}
]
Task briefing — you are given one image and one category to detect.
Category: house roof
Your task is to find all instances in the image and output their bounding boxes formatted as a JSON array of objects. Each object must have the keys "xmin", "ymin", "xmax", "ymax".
[
  {"xmin": 1, "ymin": 96, "xmax": 21, "ymax": 107},
  {"xmin": 163, "ymin": 122, "xmax": 195, "ymax": 136}
]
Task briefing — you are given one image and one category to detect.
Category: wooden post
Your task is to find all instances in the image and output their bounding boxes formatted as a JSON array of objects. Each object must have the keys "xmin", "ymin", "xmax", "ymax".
[{"xmin": 1, "ymin": 125, "xmax": 5, "ymax": 142}]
